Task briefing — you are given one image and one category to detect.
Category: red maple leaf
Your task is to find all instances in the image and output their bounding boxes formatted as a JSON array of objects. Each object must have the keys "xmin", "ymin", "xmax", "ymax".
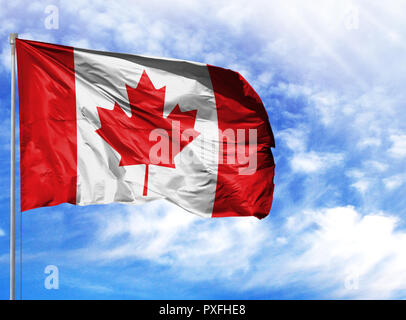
[{"xmin": 96, "ymin": 70, "xmax": 200, "ymax": 196}]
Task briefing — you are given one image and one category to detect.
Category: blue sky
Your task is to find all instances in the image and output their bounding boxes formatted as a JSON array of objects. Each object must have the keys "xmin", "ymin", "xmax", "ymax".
[{"xmin": 1, "ymin": 0, "xmax": 406, "ymax": 299}]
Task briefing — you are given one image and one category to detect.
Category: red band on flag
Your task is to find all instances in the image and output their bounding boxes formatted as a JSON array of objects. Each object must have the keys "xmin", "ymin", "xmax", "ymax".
[
  {"xmin": 16, "ymin": 39, "xmax": 77, "ymax": 211},
  {"xmin": 208, "ymin": 65, "xmax": 275, "ymax": 219}
]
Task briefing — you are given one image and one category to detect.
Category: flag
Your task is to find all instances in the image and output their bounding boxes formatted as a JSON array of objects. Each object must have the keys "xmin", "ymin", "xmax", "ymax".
[{"xmin": 16, "ymin": 39, "xmax": 275, "ymax": 219}]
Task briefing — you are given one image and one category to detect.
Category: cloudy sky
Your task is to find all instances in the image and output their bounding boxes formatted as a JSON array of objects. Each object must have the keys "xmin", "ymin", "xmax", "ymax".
[{"xmin": 1, "ymin": 0, "xmax": 406, "ymax": 299}]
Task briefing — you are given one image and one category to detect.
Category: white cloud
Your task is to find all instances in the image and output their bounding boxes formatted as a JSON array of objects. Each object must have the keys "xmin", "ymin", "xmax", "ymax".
[
  {"xmin": 246, "ymin": 206, "xmax": 406, "ymax": 299},
  {"xmin": 67, "ymin": 203, "xmax": 406, "ymax": 299},
  {"xmin": 357, "ymin": 137, "xmax": 381, "ymax": 149},
  {"xmin": 277, "ymin": 127, "xmax": 308, "ymax": 152},
  {"xmin": 346, "ymin": 167, "xmax": 376, "ymax": 195},
  {"xmin": 351, "ymin": 179, "xmax": 370, "ymax": 194},
  {"xmin": 291, "ymin": 151, "xmax": 343, "ymax": 174},
  {"xmin": 364, "ymin": 160, "xmax": 388, "ymax": 172},
  {"xmin": 383, "ymin": 174, "xmax": 406, "ymax": 190},
  {"xmin": 83, "ymin": 201, "xmax": 270, "ymax": 279},
  {"xmin": 277, "ymin": 128, "xmax": 344, "ymax": 174},
  {"xmin": 0, "ymin": 228, "xmax": 5, "ymax": 237},
  {"xmin": 388, "ymin": 134, "xmax": 406, "ymax": 158}
]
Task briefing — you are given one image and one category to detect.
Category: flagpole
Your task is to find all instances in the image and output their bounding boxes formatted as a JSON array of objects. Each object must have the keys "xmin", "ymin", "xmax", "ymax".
[{"xmin": 9, "ymin": 33, "xmax": 18, "ymax": 301}]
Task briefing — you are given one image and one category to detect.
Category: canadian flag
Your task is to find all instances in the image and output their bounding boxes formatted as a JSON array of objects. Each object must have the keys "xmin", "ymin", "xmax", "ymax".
[{"xmin": 16, "ymin": 39, "xmax": 275, "ymax": 219}]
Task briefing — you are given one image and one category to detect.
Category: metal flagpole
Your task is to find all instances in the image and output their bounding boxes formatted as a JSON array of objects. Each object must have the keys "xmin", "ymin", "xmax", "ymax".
[{"xmin": 9, "ymin": 32, "xmax": 18, "ymax": 301}]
